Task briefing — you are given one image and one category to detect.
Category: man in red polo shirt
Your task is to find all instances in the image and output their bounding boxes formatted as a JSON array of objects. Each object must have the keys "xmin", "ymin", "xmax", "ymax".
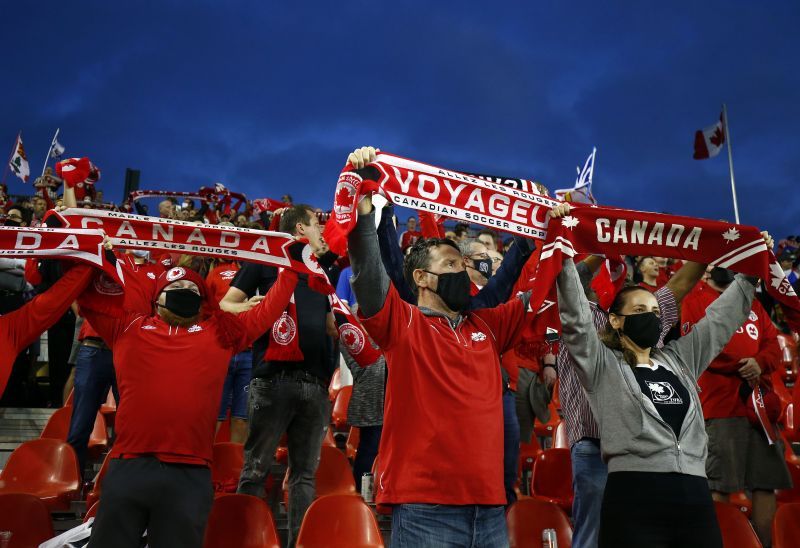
[
  {"xmin": 346, "ymin": 147, "xmax": 529, "ymax": 547},
  {"xmin": 682, "ymin": 267, "xmax": 792, "ymax": 547},
  {"xmin": 78, "ymin": 262, "xmax": 298, "ymax": 548}
]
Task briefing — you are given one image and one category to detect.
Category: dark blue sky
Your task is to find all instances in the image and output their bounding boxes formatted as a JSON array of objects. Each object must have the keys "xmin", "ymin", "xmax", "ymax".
[{"xmin": 3, "ymin": 2, "xmax": 798, "ymax": 236}]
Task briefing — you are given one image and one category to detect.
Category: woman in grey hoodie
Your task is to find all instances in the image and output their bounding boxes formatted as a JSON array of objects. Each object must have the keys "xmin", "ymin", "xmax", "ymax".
[{"xmin": 553, "ymin": 206, "xmax": 771, "ymax": 547}]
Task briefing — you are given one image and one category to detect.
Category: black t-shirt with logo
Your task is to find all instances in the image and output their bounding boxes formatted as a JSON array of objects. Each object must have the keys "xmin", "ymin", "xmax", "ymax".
[
  {"xmin": 633, "ymin": 363, "xmax": 691, "ymax": 437},
  {"xmin": 231, "ymin": 262, "xmax": 333, "ymax": 383}
]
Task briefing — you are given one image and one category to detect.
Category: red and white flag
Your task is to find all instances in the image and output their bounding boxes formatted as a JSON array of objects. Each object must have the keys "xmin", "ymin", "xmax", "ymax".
[{"xmin": 693, "ymin": 113, "xmax": 725, "ymax": 160}]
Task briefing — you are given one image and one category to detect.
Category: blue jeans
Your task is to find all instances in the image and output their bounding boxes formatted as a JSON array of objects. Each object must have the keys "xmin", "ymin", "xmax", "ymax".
[
  {"xmin": 503, "ymin": 390, "xmax": 520, "ymax": 506},
  {"xmin": 67, "ymin": 345, "xmax": 118, "ymax": 474},
  {"xmin": 217, "ymin": 350, "xmax": 252, "ymax": 420},
  {"xmin": 571, "ymin": 438, "xmax": 608, "ymax": 548},
  {"xmin": 237, "ymin": 376, "xmax": 331, "ymax": 547},
  {"xmin": 392, "ymin": 504, "xmax": 509, "ymax": 548},
  {"xmin": 352, "ymin": 424, "xmax": 382, "ymax": 486}
]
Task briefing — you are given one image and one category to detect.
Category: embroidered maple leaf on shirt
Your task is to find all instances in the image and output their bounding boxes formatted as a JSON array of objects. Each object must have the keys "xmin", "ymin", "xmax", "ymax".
[
  {"xmin": 562, "ymin": 216, "xmax": 580, "ymax": 229},
  {"xmin": 722, "ymin": 227, "xmax": 740, "ymax": 244}
]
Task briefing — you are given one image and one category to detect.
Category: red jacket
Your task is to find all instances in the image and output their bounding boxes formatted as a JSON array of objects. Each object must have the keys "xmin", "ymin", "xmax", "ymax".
[{"xmin": 682, "ymin": 281, "xmax": 782, "ymax": 419}]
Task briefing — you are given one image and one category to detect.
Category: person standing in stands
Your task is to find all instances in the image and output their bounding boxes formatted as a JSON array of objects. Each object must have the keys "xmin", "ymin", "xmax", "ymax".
[
  {"xmin": 636, "ymin": 256, "xmax": 661, "ymax": 292},
  {"xmin": 223, "ymin": 204, "xmax": 336, "ymax": 547},
  {"xmin": 207, "ymin": 258, "xmax": 252, "ymax": 444},
  {"xmin": 682, "ymin": 267, "xmax": 792, "ymax": 547},
  {"xmin": 398, "ymin": 216, "xmax": 422, "ymax": 251},
  {"xmin": 79, "ymin": 259, "xmax": 298, "ymax": 548},
  {"xmin": 347, "ymin": 146, "xmax": 529, "ymax": 547},
  {"xmin": 557, "ymin": 252, "xmax": 706, "ymax": 548},
  {"xmin": 458, "ymin": 238, "xmax": 493, "ymax": 293},
  {"xmin": 553, "ymin": 204, "xmax": 773, "ymax": 547}
]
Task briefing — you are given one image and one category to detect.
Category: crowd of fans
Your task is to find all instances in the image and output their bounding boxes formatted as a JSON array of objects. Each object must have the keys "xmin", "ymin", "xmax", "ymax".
[{"xmin": 0, "ymin": 147, "xmax": 799, "ymax": 548}]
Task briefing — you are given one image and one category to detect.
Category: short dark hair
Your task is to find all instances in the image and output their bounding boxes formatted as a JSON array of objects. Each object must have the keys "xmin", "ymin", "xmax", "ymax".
[
  {"xmin": 279, "ymin": 204, "xmax": 314, "ymax": 235},
  {"xmin": 454, "ymin": 223, "xmax": 470, "ymax": 237},
  {"xmin": 403, "ymin": 238, "xmax": 460, "ymax": 296},
  {"xmin": 477, "ymin": 229, "xmax": 498, "ymax": 244}
]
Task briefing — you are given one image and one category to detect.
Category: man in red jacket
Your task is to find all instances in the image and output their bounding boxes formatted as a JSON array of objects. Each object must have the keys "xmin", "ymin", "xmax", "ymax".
[
  {"xmin": 682, "ymin": 266, "xmax": 792, "ymax": 547},
  {"xmin": 79, "ymin": 262, "xmax": 299, "ymax": 548}
]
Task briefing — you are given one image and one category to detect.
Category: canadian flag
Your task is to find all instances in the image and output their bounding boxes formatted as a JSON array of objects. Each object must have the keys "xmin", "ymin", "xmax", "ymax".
[{"xmin": 693, "ymin": 113, "xmax": 725, "ymax": 159}]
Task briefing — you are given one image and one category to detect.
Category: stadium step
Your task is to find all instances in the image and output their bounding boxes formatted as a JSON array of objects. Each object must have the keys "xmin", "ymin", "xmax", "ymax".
[{"xmin": 0, "ymin": 407, "xmax": 55, "ymax": 469}]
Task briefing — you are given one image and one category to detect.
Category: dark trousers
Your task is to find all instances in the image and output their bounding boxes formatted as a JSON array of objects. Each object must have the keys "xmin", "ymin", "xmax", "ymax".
[
  {"xmin": 503, "ymin": 389, "xmax": 520, "ymax": 506},
  {"xmin": 599, "ymin": 471, "xmax": 722, "ymax": 548},
  {"xmin": 47, "ymin": 310, "xmax": 75, "ymax": 406},
  {"xmin": 238, "ymin": 376, "xmax": 330, "ymax": 547},
  {"xmin": 90, "ymin": 457, "xmax": 214, "ymax": 548},
  {"xmin": 352, "ymin": 424, "xmax": 382, "ymax": 486},
  {"xmin": 67, "ymin": 345, "xmax": 118, "ymax": 474}
]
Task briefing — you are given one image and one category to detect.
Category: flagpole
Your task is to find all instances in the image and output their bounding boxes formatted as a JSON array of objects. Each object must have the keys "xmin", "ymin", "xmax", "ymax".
[
  {"xmin": 40, "ymin": 128, "xmax": 60, "ymax": 177},
  {"xmin": 1, "ymin": 132, "xmax": 20, "ymax": 187},
  {"xmin": 722, "ymin": 104, "xmax": 740, "ymax": 224}
]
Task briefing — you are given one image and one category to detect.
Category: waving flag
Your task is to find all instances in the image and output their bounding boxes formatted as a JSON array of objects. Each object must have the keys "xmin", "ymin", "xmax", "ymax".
[
  {"xmin": 555, "ymin": 147, "xmax": 596, "ymax": 204},
  {"xmin": 8, "ymin": 133, "xmax": 30, "ymax": 182},
  {"xmin": 693, "ymin": 112, "xmax": 725, "ymax": 159},
  {"xmin": 50, "ymin": 138, "xmax": 65, "ymax": 159}
]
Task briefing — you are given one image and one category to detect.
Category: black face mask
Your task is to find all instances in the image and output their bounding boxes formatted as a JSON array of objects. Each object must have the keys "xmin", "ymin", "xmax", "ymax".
[
  {"xmin": 423, "ymin": 269, "xmax": 471, "ymax": 312},
  {"xmin": 159, "ymin": 288, "xmax": 202, "ymax": 318},
  {"xmin": 471, "ymin": 258, "xmax": 493, "ymax": 280},
  {"xmin": 710, "ymin": 267, "xmax": 736, "ymax": 286},
  {"xmin": 618, "ymin": 312, "xmax": 662, "ymax": 349}
]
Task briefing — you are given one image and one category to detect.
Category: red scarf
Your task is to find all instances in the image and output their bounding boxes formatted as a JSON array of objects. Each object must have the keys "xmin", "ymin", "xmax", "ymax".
[
  {"xmin": 252, "ymin": 198, "xmax": 288, "ymax": 214},
  {"xmin": 323, "ymin": 151, "xmax": 559, "ymax": 255},
  {"xmin": 528, "ymin": 205, "xmax": 800, "ymax": 334},
  {"xmin": 590, "ymin": 256, "xmax": 627, "ymax": 310},
  {"xmin": 265, "ymin": 280, "xmax": 381, "ymax": 366},
  {"xmin": 49, "ymin": 208, "xmax": 330, "ymax": 285}
]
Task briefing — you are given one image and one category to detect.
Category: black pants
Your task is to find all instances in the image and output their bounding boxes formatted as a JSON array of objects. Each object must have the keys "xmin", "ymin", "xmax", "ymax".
[
  {"xmin": 90, "ymin": 457, "xmax": 214, "ymax": 548},
  {"xmin": 600, "ymin": 471, "xmax": 722, "ymax": 548},
  {"xmin": 47, "ymin": 310, "xmax": 75, "ymax": 406}
]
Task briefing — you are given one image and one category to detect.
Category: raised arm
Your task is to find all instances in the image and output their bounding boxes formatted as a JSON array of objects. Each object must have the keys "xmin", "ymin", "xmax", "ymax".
[
  {"xmin": 663, "ymin": 274, "xmax": 756, "ymax": 379},
  {"xmin": 5, "ymin": 264, "xmax": 93, "ymax": 354},
  {"xmin": 557, "ymin": 258, "xmax": 609, "ymax": 392},
  {"xmin": 376, "ymin": 203, "xmax": 416, "ymax": 304},
  {"xmin": 347, "ymin": 147, "xmax": 390, "ymax": 318},
  {"xmin": 664, "ymin": 260, "xmax": 707, "ymax": 304},
  {"xmin": 470, "ymin": 236, "xmax": 536, "ymax": 310},
  {"xmin": 237, "ymin": 269, "xmax": 299, "ymax": 346}
]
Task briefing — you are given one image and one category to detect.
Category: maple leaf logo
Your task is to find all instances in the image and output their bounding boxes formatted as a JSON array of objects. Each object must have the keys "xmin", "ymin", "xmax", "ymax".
[
  {"xmin": 335, "ymin": 185, "xmax": 353, "ymax": 209},
  {"xmin": 710, "ymin": 126, "xmax": 725, "ymax": 147},
  {"xmin": 343, "ymin": 331, "xmax": 356, "ymax": 347},
  {"xmin": 562, "ymin": 216, "xmax": 580, "ymax": 229},
  {"xmin": 648, "ymin": 382, "xmax": 665, "ymax": 394},
  {"xmin": 278, "ymin": 322, "xmax": 289, "ymax": 336},
  {"xmin": 722, "ymin": 227, "xmax": 740, "ymax": 244}
]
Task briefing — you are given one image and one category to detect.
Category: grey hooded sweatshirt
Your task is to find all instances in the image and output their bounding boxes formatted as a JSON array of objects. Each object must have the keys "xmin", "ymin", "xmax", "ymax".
[{"xmin": 557, "ymin": 258, "xmax": 756, "ymax": 477}]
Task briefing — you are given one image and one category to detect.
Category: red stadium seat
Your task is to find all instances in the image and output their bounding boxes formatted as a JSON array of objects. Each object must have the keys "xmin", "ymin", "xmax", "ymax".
[
  {"xmin": 534, "ymin": 401, "xmax": 561, "ymax": 440},
  {"xmin": 346, "ymin": 427, "xmax": 360, "ymax": 462},
  {"xmin": 86, "ymin": 452, "xmax": 112, "ymax": 508},
  {"xmin": 329, "ymin": 368, "xmax": 344, "ymax": 402},
  {"xmin": 203, "ymin": 494, "xmax": 281, "ymax": 548},
  {"xmin": 772, "ymin": 502, "xmax": 800, "ymax": 548},
  {"xmin": 713, "ymin": 501, "xmax": 760, "ymax": 548},
  {"xmin": 40, "ymin": 405, "xmax": 108, "ymax": 458},
  {"xmin": 331, "ymin": 385, "xmax": 352, "ymax": 431},
  {"xmin": 530, "ymin": 448, "xmax": 573, "ymax": 514},
  {"xmin": 215, "ymin": 413, "xmax": 231, "ymax": 443},
  {"xmin": 212, "ymin": 442, "xmax": 244, "ymax": 494},
  {"xmin": 777, "ymin": 334, "xmax": 798, "ymax": 385},
  {"xmin": 296, "ymin": 494, "xmax": 384, "ymax": 547},
  {"xmin": 283, "ymin": 445, "xmax": 356, "ymax": 504},
  {"xmin": 728, "ymin": 491, "xmax": 753, "ymax": 518},
  {"xmin": 777, "ymin": 459, "xmax": 800, "ymax": 504},
  {"xmin": 553, "ymin": 421, "xmax": 569, "ymax": 449},
  {"xmin": 0, "ymin": 493, "xmax": 55, "ymax": 547},
  {"xmin": 99, "ymin": 390, "xmax": 117, "ymax": 428},
  {"xmin": 83, "ymin": 500, "xmax": 99, "ymax": 523},
  {"xmin": 0, "ymin": 439, "xmax": 81, "ymax": 511},
  {"xmin": 507, "ymin": 497, "xmax": 572, "ymax": 548}
]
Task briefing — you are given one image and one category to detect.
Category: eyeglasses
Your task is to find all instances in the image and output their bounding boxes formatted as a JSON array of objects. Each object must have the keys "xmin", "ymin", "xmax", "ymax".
[{"xmin": 468, "ymin": 253, "xmax": 490, "ymax": 260}]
